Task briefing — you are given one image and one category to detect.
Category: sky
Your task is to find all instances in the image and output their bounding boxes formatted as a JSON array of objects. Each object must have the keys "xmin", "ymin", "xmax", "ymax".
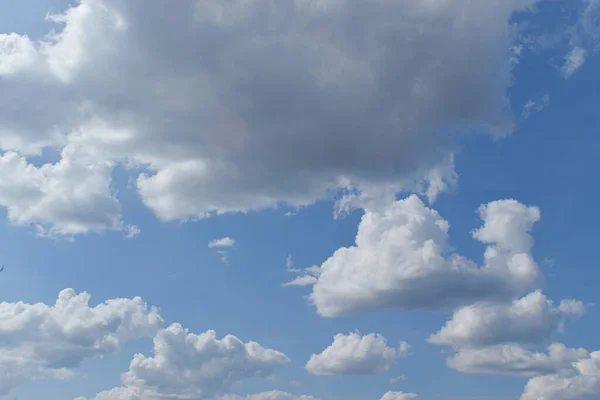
[{"xmin": 0, "ymin": 0, "xmax": 599, "ymax": 399}]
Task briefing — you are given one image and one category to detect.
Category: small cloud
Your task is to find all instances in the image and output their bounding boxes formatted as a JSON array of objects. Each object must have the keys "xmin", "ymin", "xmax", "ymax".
[
  {"xmin": 398, "ymin": 342, "xmax": 412, "ymax": 357},
  {"xmin": 284, "ymin": 211, "xmax": 297, "ymax": 217},
  {"xmin": 217, "ymin": 250, "xmax": 229, "ymax": 265},
  {"xmin": 209, "ymin": 237, "xmax": 236, "ymax": 264},
  {"xmin": 390, "ymin": 375, "xmax": 408, "ymax": 383},
  {"xmin": 286, "ymin": 254, "xmax": 301, "ymax": 273},
  {"xmin": 522, "ymin": 94, "xmax": 550, "ymax": 119},
  {"xmin": 124, "ymin": 225, "xmax": 141, "ymax": 239},
  {"xmin": 561, "ymin": 46, "xmax": 587, "ymax": 78},
  {"xmin": 208, "ymin": 237, "xmax": 236, "ymax": 248},
  {"xmin": 282, "ymin": 275, "xmax": 318, "ymax": 287}
]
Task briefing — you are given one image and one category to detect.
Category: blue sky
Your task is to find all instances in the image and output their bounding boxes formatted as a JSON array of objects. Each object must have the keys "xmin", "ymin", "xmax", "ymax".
[{"xmin": 0, "ymin": 1, "xmax": 599, "ymax": 400}]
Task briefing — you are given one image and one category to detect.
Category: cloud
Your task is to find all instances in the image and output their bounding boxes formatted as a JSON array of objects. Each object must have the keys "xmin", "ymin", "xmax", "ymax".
[
  {"xmin": 0, "ymin": 289, "xmax": 162, "ymax": 395},
  {"xmin": 522, "ymin": 94, "xmax": 550, "ymax": 119},
  {"xmin": 521, "ymin": 350, "xmax": 600, "ymax": 400},
  {"xmin": 282, "ymin": 275, "xmax": 318, "ymax": 288},
  {"xmin": 0, "ymin": 148, "xmax": 125, "ymax": 237},
  {"xmin": 79, "ymin": 323, "xmax": 290, "ymax": 400},
  {"xmin": 428, "ymin": 291, "xmax": 585, "ymax": 348},
  {"xmin": 380, "ymin": 392, "xmax": 417, "ymax": 400},
  {"xmin": 307, "ymin": 195, "xmax": 541, "ymax": 317},
  {"xmin": 208, "ymin": 237, "xmax": 236, "ymax": 248},
  {"xmin": 285, "ymin": 254, "xmax": 301, "ymax": 273},
  {"xmin": 305, "ymin": 332, "xmax": 408, "ymax": 376},
  {"xmin": 209, "ymin": 237, "xmax": 236, "ymax": 264},
  {"xmin": 0, "ymin": 0, "xmax": 536, "ymax": 234},
  {"xmin": 390, "ymin": 375, "xmax": 408, "ymax": 383},
  {"xmin": 561, "ymin": 46, "xmax": 587, "ymax": 78},
  {"xmin": 221, "ymin": 391, "xmax": 317, "ymax": 400},
  {"xmin": 447, "ymin": 343, "xmax": 589, "ymax": 378}
]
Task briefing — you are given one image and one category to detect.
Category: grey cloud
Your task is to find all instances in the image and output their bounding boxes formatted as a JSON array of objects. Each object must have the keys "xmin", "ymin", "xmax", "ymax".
[{"xmin": 0, "ymin": 0, "xmax": 536, "ymax": 234}]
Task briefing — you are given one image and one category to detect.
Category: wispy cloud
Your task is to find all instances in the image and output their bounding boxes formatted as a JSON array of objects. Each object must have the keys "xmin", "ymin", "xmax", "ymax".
[{"xmin": 208, "ymin": 237, "xmax": 236, "ymax": 248}]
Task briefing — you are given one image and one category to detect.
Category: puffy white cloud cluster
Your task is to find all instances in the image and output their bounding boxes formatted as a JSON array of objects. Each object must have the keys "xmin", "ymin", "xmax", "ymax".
[
  {"xmin": 0, "ymin": 289, "xmax": 162, "ymax": 395},
  {"xmin": 304, "ymin": 196, "xmax": 541, "ymax": 317},
  {"xmin": 0, "ymin": 0, "xmax": 536, "ymax": 235},
  {"xmin": 305, "ymin": 332, "xmax": 410, "ymax": 376},
  {"xmin": 77, "ymin": 323, "xmax": 291, "ymax": 400},
  {"xmin": 428, "ymin": 291, "xmax": 584, "ymax": 348},
  {"xmin": 447, "ymin": 343, "xmax": 589, "ymax": 378},
  {"xmin": 521, "ymin": 351, "xmax": 600, "ymax": 400},
  {"xmin": 287, "ymin": 193, "xmax": 594, "ymax": 398}
]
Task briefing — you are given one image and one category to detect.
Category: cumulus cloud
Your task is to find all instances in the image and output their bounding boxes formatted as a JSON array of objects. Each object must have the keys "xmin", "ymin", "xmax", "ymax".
[
  {"xmin": 0, "ymin": 148, "xmax": 126, "ymax": 237},
  {"xmin": 0, "ymin": 0, "xmax": 536, "ymax": 234},
  {"xmin": 208, "ymin": 237, "xmax": 236, "ymax": 248},
  {"xmin": 448, "ymin": 343, "xmax": 589, "ymax": 377},
  {"xmin": 306, "ymin": 196, "xmax": 541, "ymax": 317},
  {"xmin": 221, "ymin": 391, "xmax": 317, "ymax": 400},
  {"xmin": 380, "ymin": 392, "xmax": 417, "ymax": 400},
  {"xmin": 79, "ymin": 323, "xmax": 289, "ymax": 400},
  {"xmin": 305, "ymin": 332, "xmax": 408, "ymax": 376},
  {"xmin": 0, "ymin": 289, "xmax": 162, "ymax": 395},
  {"xmin": 521, "ymin": 350, "xmax": 600, "ymax": 400},
  {"xmin": 429, "ymin": 291, "xmax": 585, "ymax": 348}
]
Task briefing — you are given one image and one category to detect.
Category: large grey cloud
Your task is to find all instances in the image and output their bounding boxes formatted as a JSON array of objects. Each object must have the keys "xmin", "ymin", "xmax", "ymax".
[
  {"xmin": 0, "ymin": 0, "xmax": 537, "ymax": 235},
  {"xmin": 0, "ymin": 289, "xmax": 163, "ymax": 395}
]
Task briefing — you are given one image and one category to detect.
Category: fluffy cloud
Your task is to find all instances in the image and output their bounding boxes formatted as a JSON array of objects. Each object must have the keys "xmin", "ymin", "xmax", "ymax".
[
  {"xmin": 428, "ymin": 291, "xmax": 585, "ymax": 348},
  {"xmin": 0, "ymin": 289, "xmax": 162, "ymax": 395},
  {"xmin": 208, "ymin": 237, "xmax": 236, "ymax": 248},
  {"xmin": 0, "ymin": 0, "xmax": 536, "ymax": 234},
  {"xmin": 0, "ymin": 148, "xmax": 128, "ymax": 237},
  {"xmin": 305, "ymin": 332, "xmax": 409, "ymax": 376},
  {"xmin": 221, "ymin": 391, "xmax": 317, "ymax": 400},
  {"xmin": 447, "ymin": 343, "xmax": 589, "ymax": 377},
  {"xmin": 521, "ymin": 351, "xmax": 600, "ymax": 400},
  {"xmin": 79, "ymin": 323, "xmax": 290, "ymax": 400},
  {"xmin": 307, "ymin": 196, "xmax": 541, "ymax": 317},
  {"xmin": 380, "ymin": 392, "xmax": 417, "ymax": 400}
]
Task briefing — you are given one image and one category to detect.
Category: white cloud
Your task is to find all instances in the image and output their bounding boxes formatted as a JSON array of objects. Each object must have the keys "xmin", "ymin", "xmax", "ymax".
[
  {"xmin": 522, "ymin": 94, "xmax": 550, "ymax": 119},
  {"xmin": 380, "ymin": 392, "xmax": 417, "ymax": 400},
  {"xmin": 428, "ymin": 291, "xmax": 585, "ymax": 348},
  {"xmin": 209, "ymin": 237, "xmax": 236, "ymax": 264},
  {"xmin": 0, "ymin": 0, "xmax": 536, "ymax": 234},
  {"xmin": 0, "ymin": 289, "xmax": 163, "ymax": 395},
  {"xmin": 282, "ymin": 275, "xmax": 318, "ymax": 288},
  {"xmin": 285, "ymin": 254, "xmax": 301, "ymax": 273},
  {"xmin": 390, "ymin": 375, "xmax": 408, "ymax": 383},
  {"xmin": 521, "ymin": 350, "xmax": 600, "ymax": 400},
  {"xmin": 305, "ymin": 332, "xmax": 408, "ymax": 376},
  {"xmin": 208, "ymin": 237, "xmax": 236, "ymax": 248},
  {"xmin": 561, "ymin": 46, "xmax": 587, "ymax": 78},
  {"xmin": 0, "ymin": 148, "xmax": 125, "ymax": 237},
  {"xmin": 307, "ymin": 195, "xmax": 541, "ymax": 317},
  {"xmin": 221, "ymin": 391, "xmax": 317, "ymax": 400},
  {"xmin": 79, "ymin": 323, "xmax": 290, "ymax": 400},
  {"xmin": 448, "ymin": 343, "xmax": 589, "ymax": 377}
]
